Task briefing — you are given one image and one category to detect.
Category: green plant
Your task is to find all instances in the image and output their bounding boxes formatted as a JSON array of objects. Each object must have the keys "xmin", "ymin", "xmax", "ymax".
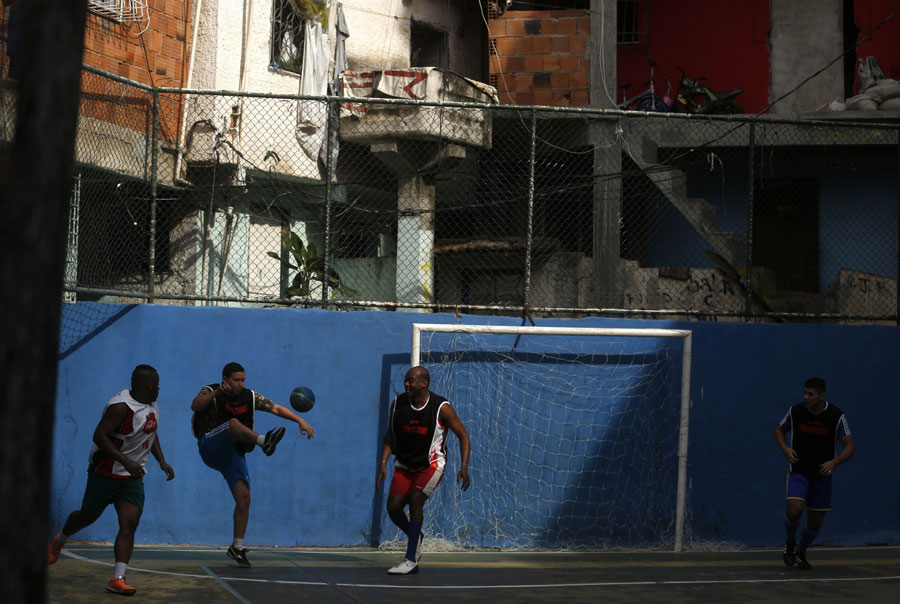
[{"xmin": 268, "ymin": 230, "xmax": 359, "ymax": 299}]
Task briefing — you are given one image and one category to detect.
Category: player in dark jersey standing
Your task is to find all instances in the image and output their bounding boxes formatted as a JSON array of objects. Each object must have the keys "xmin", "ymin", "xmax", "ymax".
[
  {"xmin": 775, "ymin": 377, "xmax": 855, "ymax": 570},
  {"xmin": 192, "ymin": 361, "xmax": 315, "ymax": 567},
  {"xmin": 47, "ymin": 365, "xmax": 174, "ymax": 596},
  {"xmin": 376, "ymin": 366, "xmax": 471, "ymax": 575}
]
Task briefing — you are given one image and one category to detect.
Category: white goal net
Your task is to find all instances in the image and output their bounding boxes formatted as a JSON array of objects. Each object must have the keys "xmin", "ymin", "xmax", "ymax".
[{"xmin": 401, "ymin": 323, "xmax": 693, "ymax": 551}]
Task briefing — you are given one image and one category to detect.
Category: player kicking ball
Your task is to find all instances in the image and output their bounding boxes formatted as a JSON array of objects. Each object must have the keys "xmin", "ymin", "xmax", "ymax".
[
  {"xmin": 192, "ymin": 362, "xmax": 315, "ymax": 567},
  {"xmin": 377, "ymin": 366, "xmax": 471, "ymax": 574}
]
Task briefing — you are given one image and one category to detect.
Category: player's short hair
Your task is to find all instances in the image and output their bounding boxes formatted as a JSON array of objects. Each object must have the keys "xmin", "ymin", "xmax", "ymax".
[
  {"xmin": 131, "ymin": 364, "xmax": 158, "ymax": 389},
  {"xmin": 805, "ymin": 377, "xmax": 826, "ymax": 393},
  {"xmin": 222, "ymin": 362, "xmax": 245, "ymax": 378}
]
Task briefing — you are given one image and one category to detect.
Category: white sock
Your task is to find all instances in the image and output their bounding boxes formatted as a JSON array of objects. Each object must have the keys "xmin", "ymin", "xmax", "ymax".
[
  {"xmin": 113, "ymin": 562, "xmax": 127, "ymax": 579},
  {"xmin": 233, "ymin": 538, "xmax": 244, "ymax": 549},
  {"xmin": 256, "ymin": 435, "xmax": 265, "ymax": 446}
]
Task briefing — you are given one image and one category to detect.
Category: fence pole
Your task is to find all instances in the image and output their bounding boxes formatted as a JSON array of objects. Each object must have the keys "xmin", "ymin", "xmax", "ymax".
[
  {"xmin": 321, "ymin": 98, "xmax": 337, "ymax": 307},
  {"xmin": 523, "ymin": 108, "xmax": 537, "ymax": 310},
  {"xmin": 745, "ymin": 122, "xmax": 756, "ymax": 319},
  {"xmin": 148, "ymin": 88, "xmax": 160, "ymax": 303}
]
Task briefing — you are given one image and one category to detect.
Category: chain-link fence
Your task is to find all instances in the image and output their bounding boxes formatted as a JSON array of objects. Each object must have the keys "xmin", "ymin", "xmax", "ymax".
[{"xmin": 4, "ymin": 54, "xmax": 899, "ymax": 324}]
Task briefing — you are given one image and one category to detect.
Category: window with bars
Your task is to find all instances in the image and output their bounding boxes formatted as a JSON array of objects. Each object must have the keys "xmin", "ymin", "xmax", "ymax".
[
  {"xmin": 87, "ymin": 0, "xmax": 148, "ymax": 24},
  {"xmin": 272, "ymin": 0, "xmax": 306, "ymax": 74},
  {"xmin": 617, "ymin": 0, "xmax": 641, "ymax": 44}
]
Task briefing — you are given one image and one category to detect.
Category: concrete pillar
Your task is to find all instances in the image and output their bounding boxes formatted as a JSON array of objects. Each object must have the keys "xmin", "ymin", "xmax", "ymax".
[
  {"xmin": 590, "ymin": 1, "xmax": 622, "ymax": 307},
  {"xmin": 396, "ymin": 175, "xmax": 435, "ymax": 307},
  {"xmin": 769, "ymin": 0, "xmax": 843, "ymax": 115},
  {"xmin": 589, "ymin": 0, "xmax": 617, "ymax": 109}
]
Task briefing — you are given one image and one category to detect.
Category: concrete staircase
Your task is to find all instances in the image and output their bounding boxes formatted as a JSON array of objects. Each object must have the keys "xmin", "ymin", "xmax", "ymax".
[{"xmin": 642, "ymin": 163, "xmax": 747, "ymax": 271}]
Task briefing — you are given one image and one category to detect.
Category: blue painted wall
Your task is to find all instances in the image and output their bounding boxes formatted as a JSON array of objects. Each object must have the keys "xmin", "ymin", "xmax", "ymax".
[{"xmin": 53, "ymin": 303, "xmax": 900, "ymax": 548}]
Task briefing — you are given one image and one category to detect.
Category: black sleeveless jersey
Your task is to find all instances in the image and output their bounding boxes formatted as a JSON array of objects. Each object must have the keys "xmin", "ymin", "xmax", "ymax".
[
  {"xmin": 389, "ymin": 391, "xmax": 449, "ymax": 470},
  {"xmin": 781, "ymin": 402, "xmax": 850, "ymax": 477},
  {"xmin": 192, "ymin": 384, "xmax": 256, "ymax": 440}
]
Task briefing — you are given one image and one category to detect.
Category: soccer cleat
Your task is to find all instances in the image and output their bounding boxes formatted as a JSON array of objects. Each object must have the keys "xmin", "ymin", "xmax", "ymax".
[
  {"xmin": 227, "ymin": 545, "xmax": 251, "ymax": 567},
  {"xmin": 261, "ymin": 426, "xmax": 286, "ymax": 456},
  {"xmin": 416, "ymin": 532, "xmax": 423, "ymax": 563},
  {"xmin": 387, "ymin": 558, "xmax": 419, "ymax": 575},
  {"xmin": 48, "ymin": 532, "xmax": 63, "ymax": 565},
  {"xmin": 794, "ymin": 551, "xmax": 811, "ymax": 570},
  {"xmin": 782, "ymin": 543, "xmax": 795, "ymax": 567},
  {"xmin": 106, "ymin": 576, "xmax": 136, "ymax": 595}
]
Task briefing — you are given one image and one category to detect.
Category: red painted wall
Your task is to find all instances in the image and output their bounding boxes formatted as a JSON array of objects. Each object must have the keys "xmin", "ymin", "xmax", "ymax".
[
  {"xmin": 617, "ymin": 0, "xmax": 770, "ymax": 113},
  {"xmin": 854, "ymin": 0, "xmax": 900, "ymax": 90}
]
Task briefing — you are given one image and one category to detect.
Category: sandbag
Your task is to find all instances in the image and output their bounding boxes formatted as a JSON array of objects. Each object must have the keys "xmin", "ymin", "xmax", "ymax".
[
  {"xmin": 845, "ymin": 93, "xmax": 879, "ymax": 111},
  {"xmin": 864, "ymin": 81, "xmax": 900, "ymax": 101},
  {"xmin": 878, "ymin": 97, "xmax": 900, "ymax": 111}
]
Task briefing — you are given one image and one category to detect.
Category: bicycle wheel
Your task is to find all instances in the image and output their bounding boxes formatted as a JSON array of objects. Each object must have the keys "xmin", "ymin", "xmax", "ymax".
[{"xmin": 637, "ymin": 96, "xmax": 667, "ymax": 112}]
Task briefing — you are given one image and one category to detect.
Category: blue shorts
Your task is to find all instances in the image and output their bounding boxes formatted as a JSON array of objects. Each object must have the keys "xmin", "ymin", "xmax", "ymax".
[
  {"xmin": 786, "ymin": 472, "xmax": 832, "ymax": 511},
  {"xmin": 199, "ymin": 422, "xmax": 250, "ymax": 493}
]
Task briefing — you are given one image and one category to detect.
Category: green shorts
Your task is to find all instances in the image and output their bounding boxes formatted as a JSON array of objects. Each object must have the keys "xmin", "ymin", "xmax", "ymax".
[{"xmin": 81, "ymin": 471, "xmax": 145, "ymax": 513}]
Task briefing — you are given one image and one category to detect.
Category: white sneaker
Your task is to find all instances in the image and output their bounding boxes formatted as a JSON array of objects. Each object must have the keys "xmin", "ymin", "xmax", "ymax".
[{"xmin": 387, "ymin": 559, "xmax": 419, "ymax": 575}]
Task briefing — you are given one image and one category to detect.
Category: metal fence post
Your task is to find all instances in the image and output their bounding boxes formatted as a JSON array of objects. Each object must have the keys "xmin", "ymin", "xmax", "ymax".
[
  {"xmin": 148, "ymin": 88, "xmax": 159, "ymax": 304},
  {"xmin": 321, "ymin": 98, "xmax": 337, "ymax": 307},
  {"xmin": 523, "ymin": 108, "xmax": 537, "ymax": 310},
  {"xmin": 745, "ymin": 122, "xmax": 756, "ymax": 319}
]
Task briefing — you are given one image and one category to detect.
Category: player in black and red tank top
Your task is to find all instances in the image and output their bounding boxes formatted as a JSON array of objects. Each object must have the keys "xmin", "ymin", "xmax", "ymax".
[
  {"xmin": 774, "ymin": 377, "xmax": 855, "ymax": 570},
  {"xmin": 376, "ymin": 366, "xmax": 471, "ymax": 575}
]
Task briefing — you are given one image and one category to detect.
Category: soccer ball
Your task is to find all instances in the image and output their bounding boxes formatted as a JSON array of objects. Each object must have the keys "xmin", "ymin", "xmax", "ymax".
[{"xmin": 290, "ymin": 386, "xmax": 315, "ymax": 413}]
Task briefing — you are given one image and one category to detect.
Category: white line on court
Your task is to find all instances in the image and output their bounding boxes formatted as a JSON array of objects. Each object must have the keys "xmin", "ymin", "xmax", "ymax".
[
  {"xmin": 63, "ymin": 544, "xmax": 900, "ymax": 554},
  {"xmin": 59, "ymin": 550, "xmax": 900, "ymax": 590},
  {"xmin": 203, "ymin": 566, "xmax": 253, "ymax": 604}
]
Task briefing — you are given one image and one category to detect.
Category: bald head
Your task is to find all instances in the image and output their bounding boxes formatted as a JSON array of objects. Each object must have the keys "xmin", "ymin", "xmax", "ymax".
[
  {"xmin": 403, "ymin": 366, "xmax": 430, "ymax": 402},
  {"xmin": 407, "ymin": 366, "xmax": 430, "ymax": 384}
]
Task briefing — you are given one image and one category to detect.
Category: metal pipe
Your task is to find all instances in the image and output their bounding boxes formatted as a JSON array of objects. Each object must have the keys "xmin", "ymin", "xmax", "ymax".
[
  {"xmin": 174, "ymin": 0, "xmax": 203, "ymax": 183},
  {"xmin": 321, "ymin": 99, "xmax": 336, "ymax": 305},
  {"xmin": 523, "ymin": 108, "xmax": 536, "ymax": 309},
  {"xmin": 745, "ymin": 122, "xmax": 755, "ymax": 317},
  {"xmin": 62, "ymin": 286, "xmax": 897, "ymax": 322},
  {"xmin": 199, "ymin": 151, "xmax": 219, "ymax": 304},
  {"xmin": 148, "ymin": 89, "xmax": 160, "ymax": 303},
  {"xmin": 217, "ymin": 206, "xmax": 235, "ymax": 298},
  {"xmin": 673, "ymin": 332, "xmax": 693, "ymax": 552}
]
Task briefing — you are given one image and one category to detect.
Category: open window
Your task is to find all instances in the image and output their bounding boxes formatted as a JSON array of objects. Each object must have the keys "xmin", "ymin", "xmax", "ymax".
[
  {"xmin": 272, "ymin": 0, "xmax": 306, "ymax": 74},
  {"xmin": 617, "ymin": 0, "xmax": 642, "ymax": 44},
  {"xmin": 410, "ymin": 20, "xmax": 449, "ymax": 69}
]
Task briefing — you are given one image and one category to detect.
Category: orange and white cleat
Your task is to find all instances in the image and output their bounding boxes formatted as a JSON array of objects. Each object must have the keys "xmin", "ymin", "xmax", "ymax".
[
  {"xmin": 106, "ymin": 576, "xmax": 137, "ymax": 596},
  {"xmin": 47, "ymin": 532, "xmax": 63, "ymax": 565}
]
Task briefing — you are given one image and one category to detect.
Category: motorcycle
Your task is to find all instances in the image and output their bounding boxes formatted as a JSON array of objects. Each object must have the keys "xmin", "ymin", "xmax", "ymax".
[{"xmin": 671, "ymin": 67, "xmax": 744, "ymax": 114}]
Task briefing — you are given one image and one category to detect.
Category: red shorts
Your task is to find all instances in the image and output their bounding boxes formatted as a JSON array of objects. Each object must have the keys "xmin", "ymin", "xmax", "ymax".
[{"xmin": 389, "ymin": 463, "xmax": 444, "ymax": 497}]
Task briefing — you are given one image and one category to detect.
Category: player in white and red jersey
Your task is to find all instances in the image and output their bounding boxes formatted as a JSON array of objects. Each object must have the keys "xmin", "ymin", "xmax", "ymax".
[
  {"xmin": 376, "ymin": 366, "xmax": 471, "ymax": 575},
  {"xmin": 47, "ymin": 365, "xmax": 174, "ymax": 596}
]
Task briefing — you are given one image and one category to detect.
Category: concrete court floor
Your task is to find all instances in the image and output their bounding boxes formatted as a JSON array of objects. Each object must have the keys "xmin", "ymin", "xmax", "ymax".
[{"xmin": 46, "ymin": 543, "xmax": 900, "ymax": 604}]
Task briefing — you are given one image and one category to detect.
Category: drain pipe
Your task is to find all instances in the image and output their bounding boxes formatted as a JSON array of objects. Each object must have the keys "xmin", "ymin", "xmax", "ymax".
[
  {"xmin": 174, "ymin": 0, "xmax": 203, "ymax": 183},
  {"xmin": 217, "ymin": 205, "xmax": 235, "ymax": 298}
]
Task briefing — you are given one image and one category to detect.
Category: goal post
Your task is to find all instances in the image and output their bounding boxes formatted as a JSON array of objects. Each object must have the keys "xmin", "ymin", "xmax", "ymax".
[{"xmin": 410, "ymin": 323, "xmax": 693, "ymax": 552}]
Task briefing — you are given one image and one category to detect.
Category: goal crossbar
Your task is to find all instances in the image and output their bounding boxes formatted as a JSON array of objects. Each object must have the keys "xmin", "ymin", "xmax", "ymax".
[{"xmin": 411, "ymin": 323, "xmax": 693, "ymax": 552}]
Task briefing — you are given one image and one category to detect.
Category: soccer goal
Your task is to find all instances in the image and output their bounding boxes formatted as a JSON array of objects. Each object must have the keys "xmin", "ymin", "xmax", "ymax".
[{"xmin": 410, "ymin": 323, "xmax": 693, "ymax": 552}]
